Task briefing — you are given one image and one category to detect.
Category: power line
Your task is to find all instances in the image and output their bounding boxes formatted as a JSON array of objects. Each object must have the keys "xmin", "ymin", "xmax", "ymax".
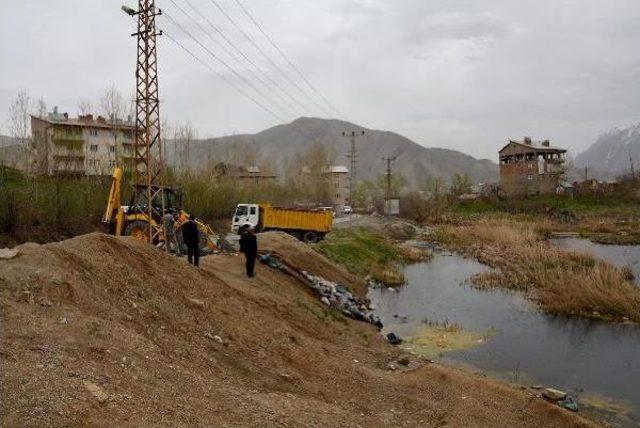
[
  {"xmin": 206, "ymin": 0, "xmax": 334, "ymax": 118},
  {"xmin": 164, "ymin": 1, "xmax": 298, "ymax": 118},
  {"xmin": 233, "ymin": 0, "xmax": 345, "ymax": 119},
  {"xmin": 162, "ymin": 12, "xmax": 287, "ymax": 122},
  {"xmin": 163, "ymin": 29, "xmax": 285, "ymax": 122},
  {"xmin": 170, "ymin": 0, "xmax": 311, "ymax": 118}
]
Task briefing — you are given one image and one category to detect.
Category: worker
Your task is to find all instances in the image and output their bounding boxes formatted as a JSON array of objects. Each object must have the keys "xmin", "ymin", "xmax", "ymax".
[
  {"xmin": 239, "ymin": 227, "xmax": 257, "ymax": 277},
  {"xmin": 163, "ymin": 209, "xmax": 180, "ymax": 255},
  {"xmin": 182, "ymin": 214, "xmax": 200, "ymax": 267}
]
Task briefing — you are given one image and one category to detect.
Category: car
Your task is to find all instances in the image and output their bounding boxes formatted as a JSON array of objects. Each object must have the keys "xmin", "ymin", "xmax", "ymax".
[{"xmin": 343, "ymin": 205, "xmax": 352, "ymax": 215}]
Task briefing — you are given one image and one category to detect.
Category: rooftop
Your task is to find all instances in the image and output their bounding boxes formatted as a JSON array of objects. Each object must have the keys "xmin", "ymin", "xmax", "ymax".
[
  {"xmin": 499, "ymin": 137, "xmax": 566, "ymax": 153},
  {"xmin": 32, "ymin": 108, "xmax": 135, "ymax": 131}
]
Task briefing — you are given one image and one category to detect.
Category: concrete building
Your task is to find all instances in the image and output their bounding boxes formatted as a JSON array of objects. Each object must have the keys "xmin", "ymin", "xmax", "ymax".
[
  {"xmin": 300, "ymin": 165, "xmax": 349, "ymax": 210},
  {"xmin": 31, "ymin": 108, "xmax": 135, "ymax": 176},
  {"xmin": 213, "ymin": 163, "xmax": 277, "ymax": 185},
  {"xmin": 326, "ymin": 165, "xmax": 350, "ymax": 209},
  {"xmin": 499, "ymin": 137, "xmax": 567, "ymax": 197}
]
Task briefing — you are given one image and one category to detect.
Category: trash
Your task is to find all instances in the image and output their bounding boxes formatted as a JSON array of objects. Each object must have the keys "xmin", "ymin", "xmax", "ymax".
[
  {"xmin": 557, "ymin": 396, "xmax": 578, "ymax": 412},
  {"xmin": 0, "ymin": 248, "xmax": 19, "ymax": 260},
  {"xmin": 188, "ymin": 298, "xmax": 205, "ymax": 308},
  {"xmin": 386, "ymin": 332, "xmax": 403, "ymax": 345},
  {"xmin": 259, "ymin": 253, "xmax": 282, "ymax": 269},
  {"xmin": 542, "ymin": 388, "xmax": 567, "ymax": 401},
  {"xmin": 300, "ymin": 272, "xmax": 383, "ymax": 329}
]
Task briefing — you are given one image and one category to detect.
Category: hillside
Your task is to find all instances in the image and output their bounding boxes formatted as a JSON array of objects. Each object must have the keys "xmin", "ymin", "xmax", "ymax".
[
  {"xmin": 0, "ymin": 232, "xmax": 591, "ymax": 426},
  {"xmin": 171, "ymin": 118, "xmax": 498, "ymax": 187},
  {"xmin": 575, "ymin": 124, "xmax": 640, "ymax": 178}
]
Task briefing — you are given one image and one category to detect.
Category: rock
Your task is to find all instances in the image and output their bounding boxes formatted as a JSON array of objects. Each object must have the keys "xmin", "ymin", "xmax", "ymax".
[
  {"xmin": 386, "ymin": 332, "xmax": 403, "ymax": 345},
  {"xmin": 39, "ymin": 299, "xmax": 53, "ymax": 307},
  {"xmin": 0, "ymin": 248, "xmax": 19, "ymax": 259},
  {"xmin": 542, "ymin": 388, "xmax": 567, "ymax": 401},
  {"xmin": 188, "ymin": 298, "xmax": 205, "ymax": 308},
  {"xmin": 387, "ymin": 362, "xmax": 398, "ymax": 371},
  {"xmin": 320, "ymin": 297, "xmax": 330, "ymax": 306},
  {"xmin": 83, "ymin": 380, "xmax": 109, "ymax": 403},
  {"xmin": 206, "ymin": 332, "xmax": 224, "ymax": 344},
  {"xmin": 397, "ymin": 357, "xmax": 411, "ymax": 366}
]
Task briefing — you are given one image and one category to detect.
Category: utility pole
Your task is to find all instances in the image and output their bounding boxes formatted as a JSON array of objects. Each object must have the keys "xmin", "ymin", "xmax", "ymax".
[
  {"xmin": 382, "ymin": 155, "xmax": 397, "ymax": 217},
  {"xmin": 343, "ymin": 130, "xmax": 364, "ymax": 208},
  {"xmin": 629, "ymin": 147, "xmax": 636, "ymax": 180},
  {"xmin": 123, "ymin": 2, "xmax": 165, "ymax": 243}
]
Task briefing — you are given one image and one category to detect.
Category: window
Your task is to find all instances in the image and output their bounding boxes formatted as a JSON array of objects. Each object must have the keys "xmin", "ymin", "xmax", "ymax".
[
  {"xmin": 109, "ymin": 146, "xmax": 116, "ymax": 153},
  {"xmin": 108, "ymin": 160, "xmax": 116, "ymax": 168},
  {"xmin": 235, "ymin": 205, "xmax": 248, "ymax": 216},
  {"xmin": 90, "ymin": 144, "xmax": 98, "ymax": 152},
  {"xmin": 249, "ymin": 207, "xmax": 256, "ymax": 215},
  {"xmin": 335, "ymin": 194, "xmax": 340, "ymax": 199},
  {"xmin": 527, "ymin": 174, "xmax": 533, "ymax": 180},
  {"xmin": 89, "ymin": 128, "xmax": 98, "ymax": 136}
]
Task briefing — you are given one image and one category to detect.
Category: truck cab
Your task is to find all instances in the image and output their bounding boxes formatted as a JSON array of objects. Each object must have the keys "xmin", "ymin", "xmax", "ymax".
[{"xmin": 232, "ymin": 204, "xmax": 260, "ymax": 234}]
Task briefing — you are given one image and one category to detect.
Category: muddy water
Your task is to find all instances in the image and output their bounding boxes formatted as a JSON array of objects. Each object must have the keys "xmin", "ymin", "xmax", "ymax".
[
  {"xmin": 551, "ymin": 238, "xmax": 640, "ymax": 284},
  {"xmin": 368, "ymin": 253, "xmax": 640, "ymax": 422}
]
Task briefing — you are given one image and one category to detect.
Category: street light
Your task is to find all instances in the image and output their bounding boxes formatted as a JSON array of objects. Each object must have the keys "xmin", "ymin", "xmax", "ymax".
[{"xmin": 121, "ymin": 5, "xmax": 137, "ymax": 16}]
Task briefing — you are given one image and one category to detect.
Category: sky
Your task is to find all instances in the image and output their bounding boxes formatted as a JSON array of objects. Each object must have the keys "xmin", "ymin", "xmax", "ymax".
[{"xmin": 2, "ymin": 0, "xmax": 640, "ymax": 160}]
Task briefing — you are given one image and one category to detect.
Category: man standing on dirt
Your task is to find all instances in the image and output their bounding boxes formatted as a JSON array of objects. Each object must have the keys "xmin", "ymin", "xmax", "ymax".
[
  {"xmin": 182, "ymin": 214, "xmax": 200, "ymax": 267},
  {"xmin": 239, "ymin": 227, "xmax": 257, "ymax": 277},
  {"xmin": 163, "ymin": 209, "xmax": 180, "ymax": 255}
]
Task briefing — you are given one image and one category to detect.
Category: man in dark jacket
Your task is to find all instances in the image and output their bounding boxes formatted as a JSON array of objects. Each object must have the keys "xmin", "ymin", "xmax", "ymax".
[
  {"xmin": 181, "ymin": 214, "xmax": 200, "ymax": 267},
  {"xmin": 239, "ymin": 227, "xmax": 257, "ymax": 277}
]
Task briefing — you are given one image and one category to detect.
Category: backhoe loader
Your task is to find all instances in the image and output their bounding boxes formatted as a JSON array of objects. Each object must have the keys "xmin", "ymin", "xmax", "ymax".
[{"xmin": 102, "ymin": 167, "xmax": 218, "ymax": 253}]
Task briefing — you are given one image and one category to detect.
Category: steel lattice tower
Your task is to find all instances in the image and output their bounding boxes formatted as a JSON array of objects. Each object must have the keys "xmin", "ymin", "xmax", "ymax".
[
  {"xmin": 133, "ymin": 0, "xmax": 164, "ymax": 242},
  {"xmin": 343, "ymin": 130, "xmax": 364, "ymax": 206}
]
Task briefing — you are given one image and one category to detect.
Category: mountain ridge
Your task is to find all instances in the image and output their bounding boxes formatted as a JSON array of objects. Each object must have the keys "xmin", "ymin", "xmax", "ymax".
[{"xmin": 173, "ymin": 117, "xmax": 498, "ymax": 187}]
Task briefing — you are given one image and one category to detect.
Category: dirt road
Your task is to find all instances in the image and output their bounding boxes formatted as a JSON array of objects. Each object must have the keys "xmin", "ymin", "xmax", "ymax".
[{"xmin": 0, "ymin": 232, "xmax": 594, "ymax": 427}]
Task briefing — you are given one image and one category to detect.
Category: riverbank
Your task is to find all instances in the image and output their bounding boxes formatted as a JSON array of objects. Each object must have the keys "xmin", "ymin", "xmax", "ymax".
[
  {"xmin": 316, "ymin": 227, "xmax": 432, "ymax": 286},
  {"xmin": 0, "ymin": 232, "xmax": 593, "ymax": 426},
  {"xmin": 429, "ymin": 217, "xmax": 640, "ymax": 322}
]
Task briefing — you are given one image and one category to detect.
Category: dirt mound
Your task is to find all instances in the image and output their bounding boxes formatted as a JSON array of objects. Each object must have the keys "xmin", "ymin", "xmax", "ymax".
[{"xmin": 0, "ymin": 233, "xmax": 593, "ymax": 427}]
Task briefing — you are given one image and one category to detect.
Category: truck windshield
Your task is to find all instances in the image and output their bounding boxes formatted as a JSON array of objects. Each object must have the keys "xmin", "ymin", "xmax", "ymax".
[{"xmin": 235, "ymin": 205, "xmax": 248, "ymax": 216}]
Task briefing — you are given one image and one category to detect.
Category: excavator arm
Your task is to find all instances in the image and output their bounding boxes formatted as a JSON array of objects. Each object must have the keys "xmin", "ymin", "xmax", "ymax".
[{"xmin": 103, "ymin": 167, "xmax": 123, "ymax": 224}]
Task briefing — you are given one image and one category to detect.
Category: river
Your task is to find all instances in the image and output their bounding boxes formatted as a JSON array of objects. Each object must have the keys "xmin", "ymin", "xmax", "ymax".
[{"xmin": 369, "ymin": 250, "xmax": 640, "ymax": 424}]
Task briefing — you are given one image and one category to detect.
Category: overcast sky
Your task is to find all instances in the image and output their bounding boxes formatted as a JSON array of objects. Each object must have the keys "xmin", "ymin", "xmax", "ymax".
[{"xmin": 2, "ymin": 0, "xmax": 640, "ymax": 160}]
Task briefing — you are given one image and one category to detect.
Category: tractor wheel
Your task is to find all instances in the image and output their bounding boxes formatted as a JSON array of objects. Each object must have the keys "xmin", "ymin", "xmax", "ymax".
[
  {"xmin": 124, "ymin": 221, "xmax": 151, "ymax": 243},
  {"xmin": 302, "ymin": 231, "xmax": 319, "ymax": 244}
]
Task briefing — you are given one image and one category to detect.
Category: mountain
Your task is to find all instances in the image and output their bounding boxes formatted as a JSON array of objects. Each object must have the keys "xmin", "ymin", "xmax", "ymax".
[
  {"xmin": 575, "ymin": 124, "xmax": 640, "ymax": 179},
  {"xmin": 172, "ymin": 118, "xmax": 498, "ymax": 188}
]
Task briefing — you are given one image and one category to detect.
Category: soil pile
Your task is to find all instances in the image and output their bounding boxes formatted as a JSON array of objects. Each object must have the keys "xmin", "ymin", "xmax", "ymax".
[{"xmin": 1, "ymin": 232, "xmax": 593, "ymax": 426}]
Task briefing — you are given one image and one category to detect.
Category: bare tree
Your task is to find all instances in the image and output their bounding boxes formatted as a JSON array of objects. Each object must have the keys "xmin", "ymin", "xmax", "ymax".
[
  {"xmin": 77, "ymin": 99, "xmax": 93, "ymax": 115},
  {"xmin": 100, "ymin": 85, "xmax": 127, "ymax": 167},
  {"xmin": 36, "ymin": 98, "xmax": 47, "ymax": 118},
  {"xmin": 7, "ymin": 91, "xmax": 32, "ymax": 173},
  {"xmin": 175, "ymin": 121, "xmax": 196, "ymax": 175}
]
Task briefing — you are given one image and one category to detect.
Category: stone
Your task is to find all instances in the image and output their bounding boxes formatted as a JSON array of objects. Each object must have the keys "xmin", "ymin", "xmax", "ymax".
[
  {"xmin": 188, "ymin": 298, "xmax": 205, "ymax": 308},
  {"xmin": 386, "ymin": 332, "xmax": 403, "ymax": 345},
  {"xmin": 557, "ymin": 396, "xmax": 578, "ymax": 412},
  {"xmin": 397, "ymin": 357, "xmax": 411, "ymax": 366},
  {"xmin": 83, "ymin": 380, "xmax": 109, "ymax": 403},
  {"xmin": 0, "ymin": 248, "xmax": 19, "ymax": 259},
  {"xmin": 320, "ymin": 297, "xmax": 330, "ymax": 306},
  {"xmin": 542, "ymin": 388, "xmax": 567, "ymax": 401}
]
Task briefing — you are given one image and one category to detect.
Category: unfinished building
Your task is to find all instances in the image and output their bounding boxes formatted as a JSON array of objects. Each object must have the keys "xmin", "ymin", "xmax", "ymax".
[{"xmin": 499, "ymin": 137, "xmax": 567, "ymax": 197}]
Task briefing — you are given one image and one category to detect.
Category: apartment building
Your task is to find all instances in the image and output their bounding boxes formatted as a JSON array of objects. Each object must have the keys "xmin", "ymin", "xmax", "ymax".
[{"xmin": 31, "ymin": 108, "xmax": 136, "ymax": 176}]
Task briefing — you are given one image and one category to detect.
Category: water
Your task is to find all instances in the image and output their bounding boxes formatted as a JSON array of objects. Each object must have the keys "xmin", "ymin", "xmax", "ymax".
[
  {"xmin": 552, "ymin": 238, "xmax": 640, "ymax": 284},
  {"xmin": 369, "ymin": 253, "xmax": 640, "ymax": 422}
]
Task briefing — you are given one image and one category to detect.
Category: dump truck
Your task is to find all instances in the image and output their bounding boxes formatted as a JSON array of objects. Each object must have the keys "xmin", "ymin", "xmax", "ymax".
[
  {"xmin": 103, "ymin": 167, "xmax": 218, "ymax": 253},
  {"xmin": 231, "ymin": 203, "xmax": 332, "ymax": 243}
]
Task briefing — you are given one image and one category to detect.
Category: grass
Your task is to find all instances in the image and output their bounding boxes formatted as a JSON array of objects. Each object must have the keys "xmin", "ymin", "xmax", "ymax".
[
  {"xmin": 316, "ymin": 228, "xmax": 432, "ymax": 286},
  {"xmin": 431, "ymin": 218, "xmax": 640, "ymax": 322}
]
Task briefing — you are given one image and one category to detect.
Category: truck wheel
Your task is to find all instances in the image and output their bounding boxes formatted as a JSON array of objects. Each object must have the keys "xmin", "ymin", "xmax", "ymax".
[
  {"xmin": 238, "ymin": 225, "xmax": 250, "ymax": 235},
  {"xmin": 302, "ymin": 231, "xmax": 319, "ymax": 244},
  {"xmin": 124, "ymin": 220, "xmax": 151, "ymax": 243}
]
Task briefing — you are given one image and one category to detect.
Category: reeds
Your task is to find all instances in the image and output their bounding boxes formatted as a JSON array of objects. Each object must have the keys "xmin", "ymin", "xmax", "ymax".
[{"xmin": 435, "ymin": 219, "xmax": 640, "ymax": 322}]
